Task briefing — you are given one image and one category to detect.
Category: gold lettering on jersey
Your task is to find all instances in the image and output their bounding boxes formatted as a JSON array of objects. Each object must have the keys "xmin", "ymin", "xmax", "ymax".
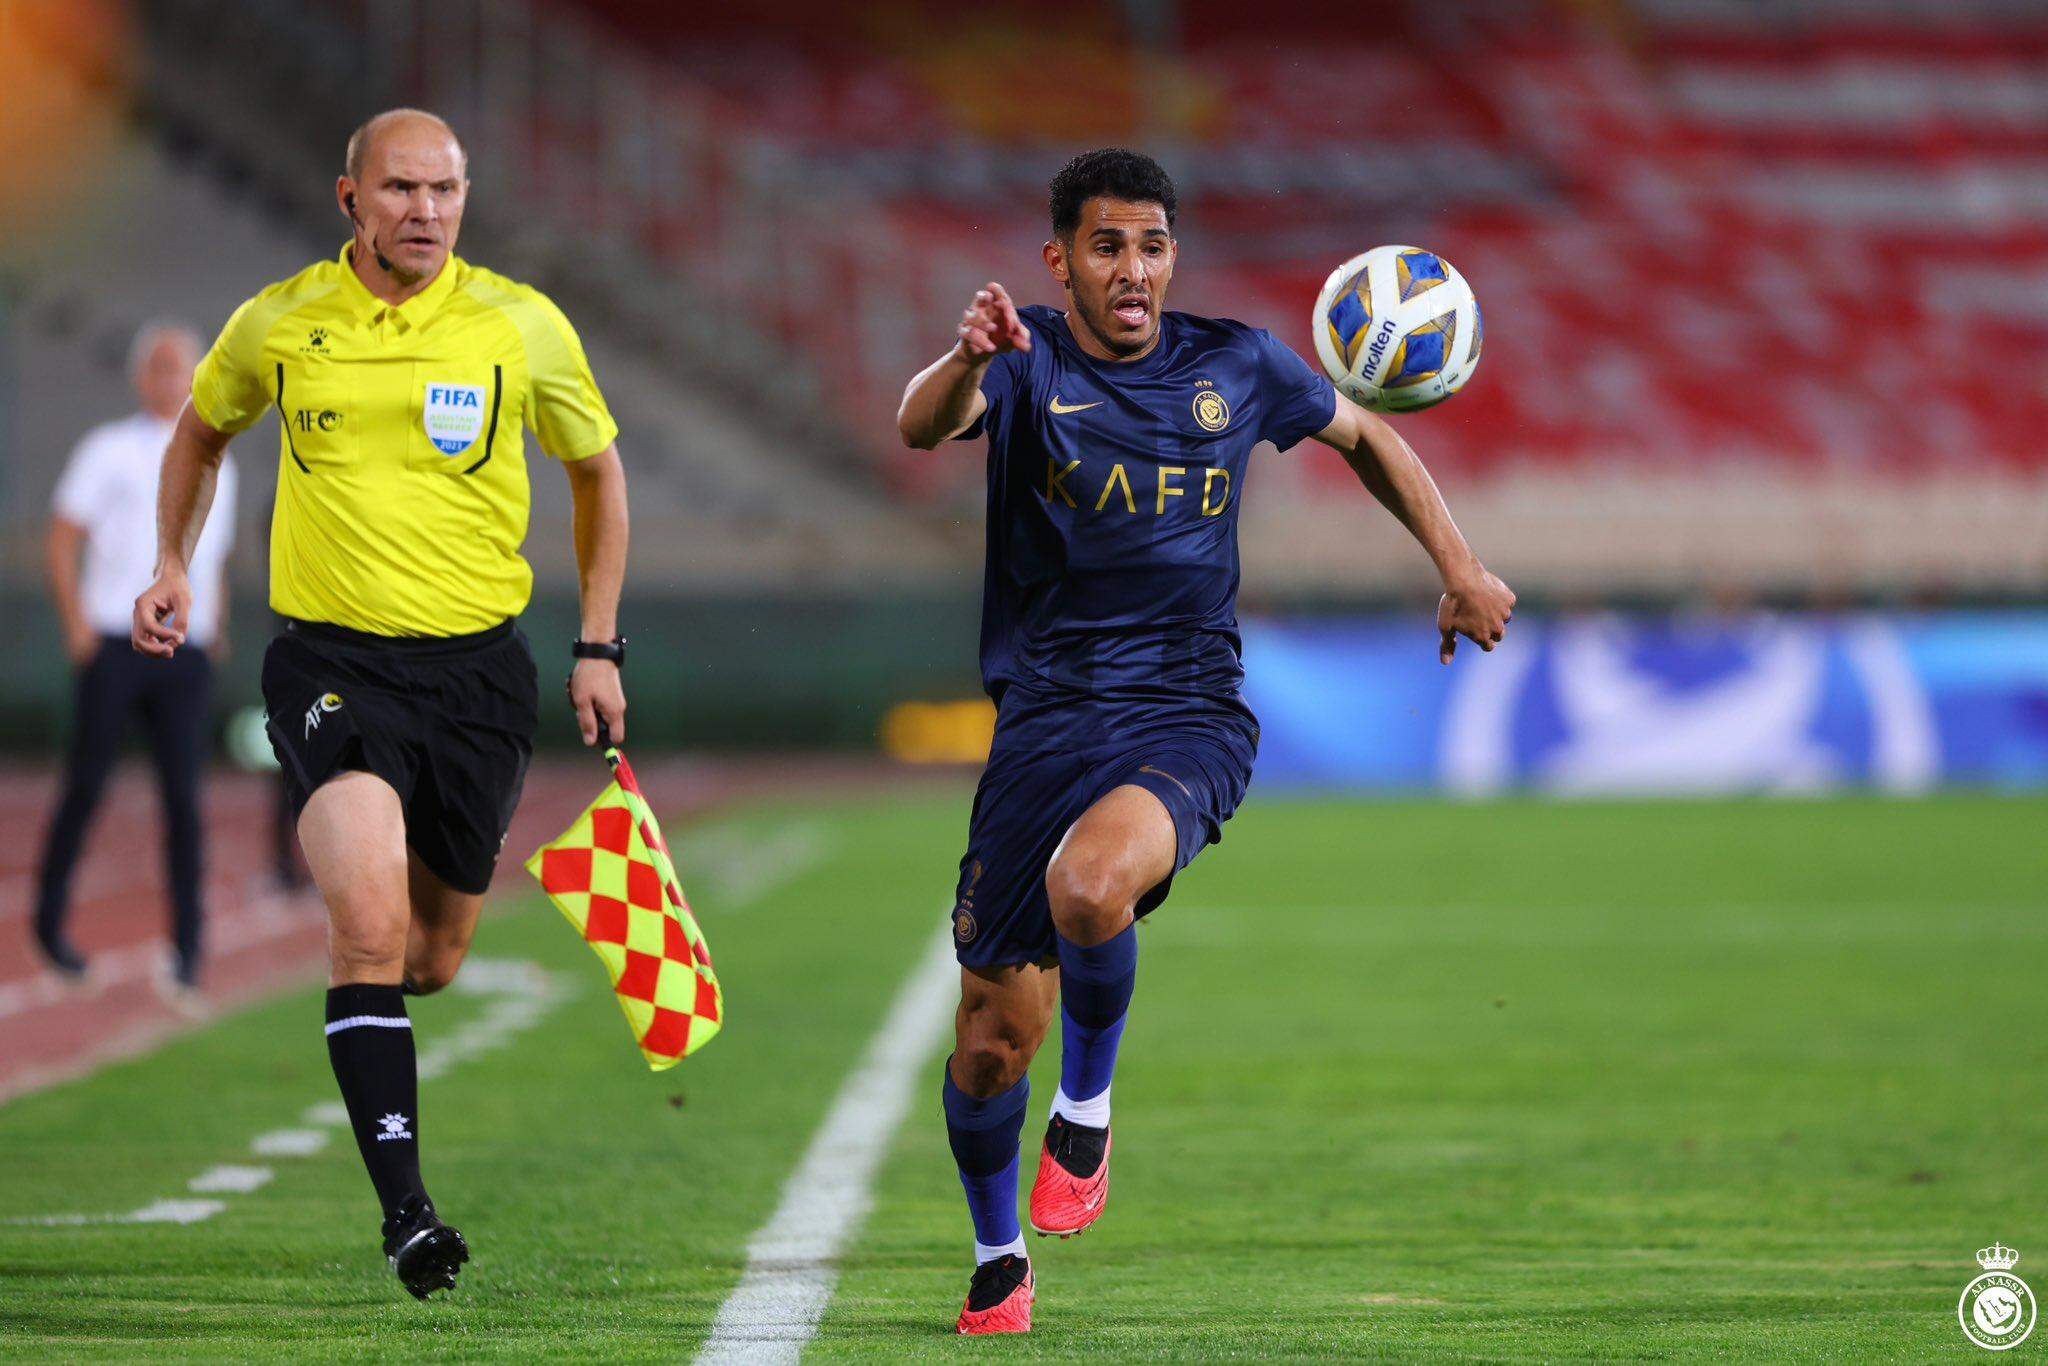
[
  {"xmin": 1156, "ymin": 466, "xmax": 1187, "ymax": 514},
  {"xmin": 1202, "ymin": 466, "xmax": 1231, "ymax": 515},
  {"xmin": 1045, "ymin": 457, "xmax": 1080, "ymax": 507},
  {"xmin": 1096, "ymin": 462, "xmax": 1136, "ymax": 513},
  {"xmin": 1048, "ymin": 458, "xmax": 1235, "ymax": 516}
]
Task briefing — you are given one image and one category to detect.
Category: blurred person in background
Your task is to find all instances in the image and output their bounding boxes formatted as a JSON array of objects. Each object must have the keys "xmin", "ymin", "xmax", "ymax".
[
  {"xmin": 34, "ymin": 321, "xmax": 236, "ymax": 996},
  {"xmin": 131, "ymin": 107, "xmax": 629, "ymax": 1302}
]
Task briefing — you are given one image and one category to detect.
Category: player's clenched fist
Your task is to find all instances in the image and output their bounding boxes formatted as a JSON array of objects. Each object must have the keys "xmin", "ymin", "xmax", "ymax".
[
  {"xmin": 956, "ymin": 282, "xmax": 1032, "ymax": 359},
  {"xmin": 1437, "ymin": 568, "xmax": 1516, "ymax": 664}
]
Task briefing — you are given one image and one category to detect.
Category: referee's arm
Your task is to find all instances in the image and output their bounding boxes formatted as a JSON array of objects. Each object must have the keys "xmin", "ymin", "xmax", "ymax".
[
  {"xmin": 563, "ymin": 442, "xmax": 628, "ymax": 745},
  {"xmin": 133, "ymin": 402, "xmax": 231, "ymax": 658}
]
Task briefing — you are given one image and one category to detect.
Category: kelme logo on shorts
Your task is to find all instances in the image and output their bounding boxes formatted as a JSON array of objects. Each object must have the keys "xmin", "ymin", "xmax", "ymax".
[{"xmin": 423, "ymin": 383, "xmax": 488, "ymax": 456}]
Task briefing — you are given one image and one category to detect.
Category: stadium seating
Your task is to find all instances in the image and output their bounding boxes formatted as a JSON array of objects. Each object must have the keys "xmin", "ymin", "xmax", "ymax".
[
  {"xmin": 570, "ymin": 0, "xmax": 2048, "ymax": 495},
  {"xmin": 11, "ymin": 0, "xmax": 2043, "ymax": 596}
]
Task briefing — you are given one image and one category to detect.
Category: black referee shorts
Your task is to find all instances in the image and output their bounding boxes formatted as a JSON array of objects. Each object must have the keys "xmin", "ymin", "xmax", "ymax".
[{"xmin": 263, "ymin": 618, "xmax": 539, "ymax": 895}]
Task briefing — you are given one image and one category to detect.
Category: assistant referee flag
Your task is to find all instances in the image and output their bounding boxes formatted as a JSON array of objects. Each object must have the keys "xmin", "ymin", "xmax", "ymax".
[{"xmin": 527, "ymin": 747, "xmax": 722, "ymax": 1068}]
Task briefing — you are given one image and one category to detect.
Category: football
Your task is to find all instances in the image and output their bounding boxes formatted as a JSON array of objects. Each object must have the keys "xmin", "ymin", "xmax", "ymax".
[{"xmin": 1312, "ymin": 245, "xmax": 1482, "ymax": 412}]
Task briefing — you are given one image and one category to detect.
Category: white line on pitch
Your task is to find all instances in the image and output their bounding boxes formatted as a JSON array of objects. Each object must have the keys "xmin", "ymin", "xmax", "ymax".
[
  {"xmin": 251, "ymin": 1128, "xmax": 329, "ymax": 1157},
  {"xmin": 9, "ymin": 1199, "xmax": 226, "ymax": 1227},
  {"xmin": 189, "ymin": 1165, "xmax": 274, "ymax": 1194},
  {"xmin": 695, "ymin": 924, "xmax": 958, "ymax": 1365},
  {"xmin": 6, "ymin": 958, "xmax": 574, "ymax": 1229}
]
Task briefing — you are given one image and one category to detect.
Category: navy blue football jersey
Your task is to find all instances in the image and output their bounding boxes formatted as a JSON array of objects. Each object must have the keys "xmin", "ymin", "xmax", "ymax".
[{"xmin": 961, "ymin": 304, "xmax": 1336, "ymax": 747}]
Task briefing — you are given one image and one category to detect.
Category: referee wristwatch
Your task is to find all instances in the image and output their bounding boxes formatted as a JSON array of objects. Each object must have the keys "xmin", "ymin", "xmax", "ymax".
[{"xmin": 571, "ymin": 637, "xmax": 626, "ymax": 667}]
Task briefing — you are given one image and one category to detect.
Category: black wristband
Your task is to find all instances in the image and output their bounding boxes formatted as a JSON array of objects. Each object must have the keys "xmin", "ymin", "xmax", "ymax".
[{"xmin": 571, "ymin": 637, "xmax": 626, "ymax": 667}]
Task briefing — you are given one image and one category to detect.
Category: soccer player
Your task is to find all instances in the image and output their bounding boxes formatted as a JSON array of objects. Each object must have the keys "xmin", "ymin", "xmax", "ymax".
[
  {"xmin": 131, "ymin": 109, "xmax": 630, "ymax": 1299},
  {"xmin": 897, "ymin": 149, "xmax": 1515, "ymax": 1334},
  {"xmin": 37, "ymin": 321, "xmax": 235, "ymax": 997}
]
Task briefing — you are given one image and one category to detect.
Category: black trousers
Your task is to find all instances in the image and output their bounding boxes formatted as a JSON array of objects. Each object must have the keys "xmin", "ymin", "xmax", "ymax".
[{"xmin": 35, "ymin": 637, "xmax": 213, "ymax": 969}]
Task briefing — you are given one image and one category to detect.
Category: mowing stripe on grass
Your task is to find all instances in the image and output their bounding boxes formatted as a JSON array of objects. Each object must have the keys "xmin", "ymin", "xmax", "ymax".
[{"xmin": 696, "ymin": 924, "xmax": 958, "ymax": 1364}]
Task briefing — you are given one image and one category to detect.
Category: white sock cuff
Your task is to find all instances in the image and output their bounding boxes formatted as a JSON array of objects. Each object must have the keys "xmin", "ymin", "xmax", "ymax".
[
  {"xmin": 1050, "ymin": 1084, "xmax": 1111, "ymax": 1128},
  {"xmin": 323, "ymin": 1015, "xmax": 411, "ymax": 1036},
  {"xmin": 975, "ymin": 1234, "xmax": 1027, "ymax": 1265}
]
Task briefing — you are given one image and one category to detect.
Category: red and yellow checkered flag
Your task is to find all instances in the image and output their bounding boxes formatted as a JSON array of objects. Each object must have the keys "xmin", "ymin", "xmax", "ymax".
[{"xmin": 525, "ymin": 744, "xmax": 722, "ymax": 1068}]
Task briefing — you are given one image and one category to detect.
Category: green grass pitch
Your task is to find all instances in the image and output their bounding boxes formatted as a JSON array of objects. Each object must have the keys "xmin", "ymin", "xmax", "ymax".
[{"xmin": 2, "ymin": 793, "xmax": 2044, "ymax": 1360}]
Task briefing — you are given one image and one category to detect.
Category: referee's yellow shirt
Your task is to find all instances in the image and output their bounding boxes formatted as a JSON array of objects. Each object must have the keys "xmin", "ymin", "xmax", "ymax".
[{"xmin": 192, "ymin": 244, "xmax": 618, "ymax": 637}]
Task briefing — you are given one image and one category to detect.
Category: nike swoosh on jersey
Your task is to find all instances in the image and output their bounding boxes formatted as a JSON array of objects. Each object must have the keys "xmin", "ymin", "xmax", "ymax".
[{"xmin": 1048, "ymin": 396, "xmax": 1103, "ymax": 414}]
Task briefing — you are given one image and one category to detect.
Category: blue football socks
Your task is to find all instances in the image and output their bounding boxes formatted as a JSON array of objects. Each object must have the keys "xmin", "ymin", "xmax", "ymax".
[
  {"xmin": 942, "ymin": 1067, "xmax": 1029, "ymax": 1263},
  {"xmin": 1052, "ymin": 923, "xmax": 1137, "ymax": 1126}
]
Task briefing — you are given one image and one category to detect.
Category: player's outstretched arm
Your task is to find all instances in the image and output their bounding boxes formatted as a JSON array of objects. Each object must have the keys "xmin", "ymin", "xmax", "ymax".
[
  {"xmin": 897, "ymin": 282, "xmax": 1031, "ymax": 449},
  {"xmin": 1313, "ymin": 394, "xmax": 1515, "ymax": 664},
  {"xmin": 563, "ymin": 444, "xmax": 629, "ymax": 746},
  {"xmin": 133, "ymin": 402, "xmax": 231, "ymax": 658}
]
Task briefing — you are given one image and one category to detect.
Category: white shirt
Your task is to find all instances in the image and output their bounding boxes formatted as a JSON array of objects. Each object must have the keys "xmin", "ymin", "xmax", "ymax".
[{"xmin": 51, "ymin": 413, "xmax": 238, "ymax": 648}]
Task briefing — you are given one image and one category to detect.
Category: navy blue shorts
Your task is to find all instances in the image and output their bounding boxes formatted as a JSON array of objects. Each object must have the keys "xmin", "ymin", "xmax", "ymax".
[{"xmin": 950, "ymin": 718, "xmax": 1257, "ymax": 969}]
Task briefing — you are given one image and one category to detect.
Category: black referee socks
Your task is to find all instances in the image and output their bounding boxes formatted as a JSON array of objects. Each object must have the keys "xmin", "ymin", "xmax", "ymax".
[{"xmin": 324, "ymin": 984, "xmax": 426, "ymax": 1221}]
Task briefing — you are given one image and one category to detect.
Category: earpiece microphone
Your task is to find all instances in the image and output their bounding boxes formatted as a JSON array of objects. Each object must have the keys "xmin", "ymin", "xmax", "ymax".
[{"xmin": 345, "ymin": 192, "xmax": 395, "ymax": 274}]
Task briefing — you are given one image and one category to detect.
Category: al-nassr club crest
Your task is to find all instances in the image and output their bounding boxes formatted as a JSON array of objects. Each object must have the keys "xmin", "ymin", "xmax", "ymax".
[{"xmin": 1960, "ymin": 1242, "xmax": 2035, "ymax": 1351}]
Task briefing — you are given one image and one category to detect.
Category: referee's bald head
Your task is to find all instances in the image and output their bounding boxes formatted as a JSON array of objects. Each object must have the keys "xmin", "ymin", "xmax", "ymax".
[
  {"xmin": 345, "ymin": 108, "xmax": 466, "ymax": 183},
  {"xmin": 338, "ymin": 108, "xmax": 469, "ymax": 286}
]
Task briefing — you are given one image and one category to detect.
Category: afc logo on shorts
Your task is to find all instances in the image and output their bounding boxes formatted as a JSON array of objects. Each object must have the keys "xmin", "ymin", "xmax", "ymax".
[{"xmin": 304, "ymin": 692, "xmax": 343, "ymax": 740}]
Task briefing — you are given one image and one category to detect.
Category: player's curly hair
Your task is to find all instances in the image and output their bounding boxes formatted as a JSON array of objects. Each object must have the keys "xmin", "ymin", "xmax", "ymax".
[{"xmin": 1049, "ymin": 148, "xmax": 1177, "ymax": 239}]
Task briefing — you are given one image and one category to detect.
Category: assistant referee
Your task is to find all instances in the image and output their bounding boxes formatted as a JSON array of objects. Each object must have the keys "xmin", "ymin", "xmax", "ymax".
[{"xmin": 133, "ymin": 108, "xmax": 630, "ymax": 1301}]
